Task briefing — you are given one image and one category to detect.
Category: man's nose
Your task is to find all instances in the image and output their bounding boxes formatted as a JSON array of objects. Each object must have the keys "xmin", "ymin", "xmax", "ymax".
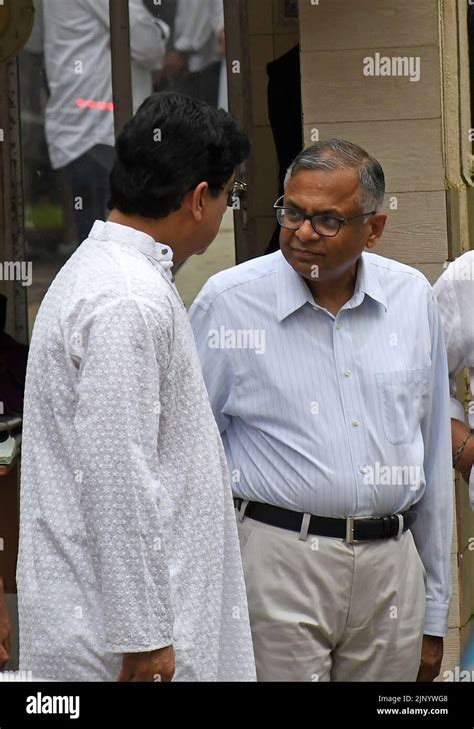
[{"xmin": 296, "ymin": 219, "xmax": 321, "ymax": 242}]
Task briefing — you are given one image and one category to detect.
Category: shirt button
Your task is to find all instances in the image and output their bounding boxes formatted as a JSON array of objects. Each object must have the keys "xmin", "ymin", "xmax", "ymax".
[
  {"xmin": 352, "ymin": 419, "xmax": 360, "ymax": 427},
  {"xmin": 360, "ymin": 465, "xmax": 369, "ymax": 474},
  {"xmin": 336, "ymin": 323, "xmax": 342, "ymax": 330},
  {"xmin": 162, "ymin": 248, "xmax": 169, "ymax": 255},
  {"xmin": 344, "ymin": 369, "xmax": 352, "ymax": 377}
]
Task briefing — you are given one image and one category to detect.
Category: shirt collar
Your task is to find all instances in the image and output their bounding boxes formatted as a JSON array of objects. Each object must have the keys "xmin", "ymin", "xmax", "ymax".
[
  {"xmin": 276, "ymin": 252, "xmax": 316, "ymax": 321},
  {"xmin": 353, "ymin": 252, "xmax": 387, "ymax": 312},
  {"xmin": 276, "ymin": 250, "xmax": 387, "ymax": 322},
  {"xmin": 88, "ymin": 220, "xmax": 175, "ymax": 283}
]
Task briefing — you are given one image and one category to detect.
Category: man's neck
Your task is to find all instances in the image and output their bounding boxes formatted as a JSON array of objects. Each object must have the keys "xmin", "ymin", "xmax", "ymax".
[
  {"xmin": 107, "ymin": 209, "xmax": 187, "ymax": 266},
  {"xmin": 305, "ymin": 260, "xmax": 359, "ymax": 316}
]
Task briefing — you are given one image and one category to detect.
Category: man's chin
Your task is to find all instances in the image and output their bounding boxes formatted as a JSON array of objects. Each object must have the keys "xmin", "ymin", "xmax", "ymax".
[{"xmin": 287, "ymin": 254, "xmax": 325, "ymax": 278}]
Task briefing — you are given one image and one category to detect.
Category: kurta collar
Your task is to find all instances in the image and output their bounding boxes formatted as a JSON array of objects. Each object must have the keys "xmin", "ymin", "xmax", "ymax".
[{"xmin": 89, "ymin": 220, "xmax": 175, "ymax": 283}]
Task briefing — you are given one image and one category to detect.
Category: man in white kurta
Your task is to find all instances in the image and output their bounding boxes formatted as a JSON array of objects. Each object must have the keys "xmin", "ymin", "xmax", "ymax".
[
  {"xmin": 17, "ymin": 219, "xmax": 255, "ymax": 681},
  {"xmin": 434, "ymin": 252, "xmax": 474, "ymax": 508}
]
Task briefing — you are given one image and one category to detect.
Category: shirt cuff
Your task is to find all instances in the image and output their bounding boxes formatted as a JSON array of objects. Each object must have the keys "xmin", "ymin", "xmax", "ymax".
[
  {"xmin": 424, "ymin": 600, "xmax": 450, "ymax": 637},
  {"xmin": 174, "ymin": 37, "xmax": 196, "ymax": 54},
  {"xmin": 450, "ymin": 397, "xmax": 466, "ymax": 423}
]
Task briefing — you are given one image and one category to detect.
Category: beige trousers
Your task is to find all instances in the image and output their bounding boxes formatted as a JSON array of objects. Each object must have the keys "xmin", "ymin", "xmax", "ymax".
[{"xmin": 237, "ymin": 513, "xmax": 426, "ymax": 682}]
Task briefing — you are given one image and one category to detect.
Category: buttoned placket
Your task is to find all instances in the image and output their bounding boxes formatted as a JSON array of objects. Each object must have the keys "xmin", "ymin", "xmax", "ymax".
[{"xmin": 310, "ymin": 296, "xmax": 374, "ymax": 515}]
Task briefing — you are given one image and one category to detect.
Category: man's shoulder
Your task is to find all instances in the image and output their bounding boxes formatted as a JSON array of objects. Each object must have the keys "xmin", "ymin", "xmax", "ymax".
[
  {"xmin": 193, "ymin": 251, "xmax": 280, "ymax": 311},
  {"xmin": 55, "ymin": 242, "xmax": 177, "ymax": 333},
  {"xmin": 435, "ymin": 250, "xmax": 474, "ymax": 286},
  {"xmin": 363, "ymin": 251, "xmax": 431, "ymax": 291}
]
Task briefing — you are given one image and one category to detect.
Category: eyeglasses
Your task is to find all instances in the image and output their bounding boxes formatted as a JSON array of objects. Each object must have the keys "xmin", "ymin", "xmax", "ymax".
[
  {"xmin": 227, "ymin": 179, "xmax": 247, "ymax": 208},
  {"xmin": 273, "ymin": 196, "xmax": 375, "ymax": 237}
]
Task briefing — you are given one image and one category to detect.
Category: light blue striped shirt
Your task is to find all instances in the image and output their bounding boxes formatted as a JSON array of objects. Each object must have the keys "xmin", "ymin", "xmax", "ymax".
[{"xmin": 189, "ymin": 250, "xmax": 453, "ymax": 636}]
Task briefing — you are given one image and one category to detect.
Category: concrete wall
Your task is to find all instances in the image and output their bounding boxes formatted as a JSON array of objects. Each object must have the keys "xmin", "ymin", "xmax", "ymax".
[{"xmin": 225, "ymin": 0, "xmax": 299, "ymax": 260}]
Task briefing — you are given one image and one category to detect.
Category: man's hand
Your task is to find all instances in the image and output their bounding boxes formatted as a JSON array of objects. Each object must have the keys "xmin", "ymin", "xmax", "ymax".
[
  {"xmin": 416, "ymin": 635, "xmax": 443, "ymax": 682},
  {"xmin": 118, "ymin": 645, "xmax": 175, "ymax": 682},
  {"xmin": 0, "ymin": 579, "xmax": 11, "ymax": 669},
  {"xmin": 451, "ymin": 418, "xmax": 474, "ymax": 479},
  {"xmin": 217, "ymin": 30, "xmax": 225, "ymax": 58},
  {"xmin": 162, "ymin": 50, "xmax": 187, "ymax": 80}
]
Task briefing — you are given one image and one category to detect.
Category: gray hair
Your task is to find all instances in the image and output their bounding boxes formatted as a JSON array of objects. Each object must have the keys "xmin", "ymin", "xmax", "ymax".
[{"xmin": 284, "ymin": 138, "xmax": 385, "ymax": 212}]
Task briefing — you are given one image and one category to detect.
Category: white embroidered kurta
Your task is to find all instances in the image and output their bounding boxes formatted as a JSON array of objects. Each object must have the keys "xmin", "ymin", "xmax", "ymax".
[{"xmin": 17, "ymin": 221, "xmax": 256, "ymax": 682}]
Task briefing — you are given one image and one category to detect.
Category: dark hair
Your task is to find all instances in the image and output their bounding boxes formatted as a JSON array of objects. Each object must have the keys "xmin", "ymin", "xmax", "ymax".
[
  {"xmin": 285, "ymin": 138, "xmax": 385, "ymax": 212},
  {"xmin": 108, "ymin": 92, "xmax": 250, "ymax": 218}
]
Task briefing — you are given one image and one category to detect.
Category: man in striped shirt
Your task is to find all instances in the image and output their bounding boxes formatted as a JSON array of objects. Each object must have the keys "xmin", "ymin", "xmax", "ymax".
[{"xmin": 190, "ymin": 139, "xmax": 453, "ymax": 682}]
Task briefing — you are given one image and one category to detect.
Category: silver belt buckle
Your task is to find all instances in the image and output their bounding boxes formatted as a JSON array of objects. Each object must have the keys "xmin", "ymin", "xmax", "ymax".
[
  {"xmin": 346, "ymin": 514, "xmax": 405, "ymax": 543},
  {"xmin": 345, "ymin": 516, "xmax": 366, "ymax": 544},
  {"xmin": 394, "ymin": 513, "xmax": 404, "ymax": 541}
]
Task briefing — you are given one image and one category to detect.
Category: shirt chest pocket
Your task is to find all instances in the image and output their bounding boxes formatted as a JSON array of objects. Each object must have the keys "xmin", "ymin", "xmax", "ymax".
[{"xmin": 375, "ymin": 369, "xmax": 431, "ymax": 445}]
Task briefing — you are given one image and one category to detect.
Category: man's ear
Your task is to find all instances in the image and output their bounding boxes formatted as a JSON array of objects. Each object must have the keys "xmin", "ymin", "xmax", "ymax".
[
  {"xmin": 365, "ymin": 213, "xmax": 387, "ymax": 250},
  {"xmin": 190, "ymin": 182, "xmax": 209, "ymax": 222}
]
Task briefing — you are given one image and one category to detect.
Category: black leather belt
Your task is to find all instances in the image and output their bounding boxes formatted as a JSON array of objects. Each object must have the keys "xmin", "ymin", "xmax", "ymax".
[{"xmin": 233, "ymin": 497, "xmax": 416, "ymax": 543}]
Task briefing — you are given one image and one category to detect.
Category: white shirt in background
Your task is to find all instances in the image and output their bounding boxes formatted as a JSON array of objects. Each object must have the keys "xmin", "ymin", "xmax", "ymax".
[
  {"xmin": 173, "ymin": 0, "xmax": 224, "ymax": 73},
  {"xmin": 39, "ymin": 0, "xmax": 168, "ymax": 169},
  {"xmin": 434, "ymin": 251, "xmax": 474, "ymax": 508}
]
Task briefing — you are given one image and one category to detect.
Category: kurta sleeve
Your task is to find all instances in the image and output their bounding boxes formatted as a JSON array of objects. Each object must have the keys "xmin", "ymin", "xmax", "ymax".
[
  {"xmin": 71, "ymin": 296, "xmax": 174, "ymax": 653},
  {"xmin": 434, "ymin": 264, "xmax": 474, "ymax": 509},
  {"xmin": 433, "ymin": 269, "xmax": 467, "ymax": 423}
]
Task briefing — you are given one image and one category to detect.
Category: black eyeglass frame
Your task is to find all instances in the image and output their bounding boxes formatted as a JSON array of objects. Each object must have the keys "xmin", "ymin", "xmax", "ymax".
[
  {"xmin": 273, "ymin": 195, "xmax": 376, "ymax": 237},
  {"xmin": 185, "ymin": 179, "xmax": 247, "ymax": 208},
  {"xmin": 226, "ymin": 179, "xmax": 247, "ymax": 208}
]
